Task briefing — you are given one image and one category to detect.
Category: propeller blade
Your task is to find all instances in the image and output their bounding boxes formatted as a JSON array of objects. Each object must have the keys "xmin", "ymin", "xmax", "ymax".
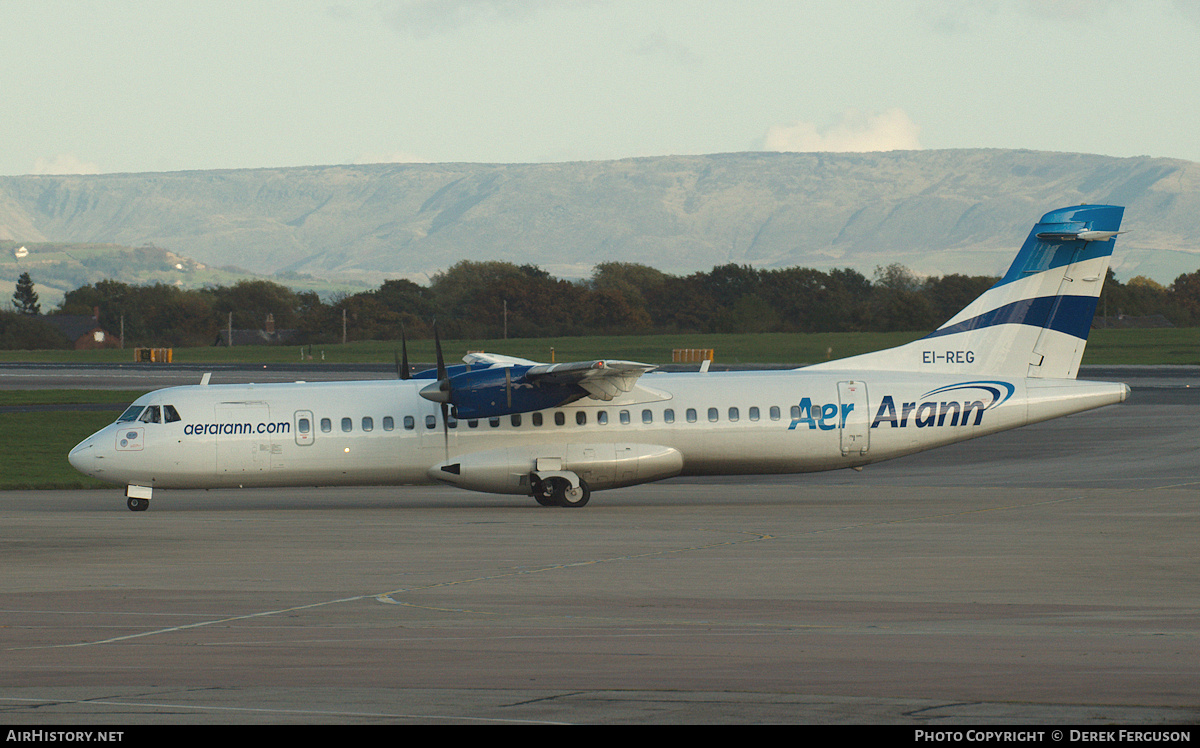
[
  {"xmin": 440, "ymin": 402, "xmax": 450, "ymax": 461},
  {"xmin": 434, "ymin": 321, "xmax": 446, "ymax": 381},
  {"xmin": 433, "ymin": 321, "xmax": 449, "ymax": 460},
  {"xmin": 397, "ymin": 325, "xmax": 411, "ymax": 380},
  {"xmin": 505, "ymin": 367, "xmax": 512, "ymax": 409}
]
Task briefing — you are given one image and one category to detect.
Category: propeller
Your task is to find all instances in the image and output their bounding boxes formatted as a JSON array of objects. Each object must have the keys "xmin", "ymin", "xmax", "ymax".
[
  {"xmin": 395, "ymin": 325, "xmax": 411, "ymax": 380},
  {"xmin": 434, "ymin": 322, "xmax": 450, "ymax": 461}
]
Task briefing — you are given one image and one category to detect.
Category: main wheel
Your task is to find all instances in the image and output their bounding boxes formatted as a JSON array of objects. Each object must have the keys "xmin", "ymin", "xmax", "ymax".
[
  {"xmin": 533, "ymin": 484, "xmax": 557, "ymax": 506},
  {"xmin": 557, "ymin": 479, "xmax": 590, "ymax": 508},
  {"xmin": 127, "ymin": 496, "xmax": 149, "ymax": 512},
  {"xmin": 531, "ymin": 476, "xmax": 558, "ymax": 506}
]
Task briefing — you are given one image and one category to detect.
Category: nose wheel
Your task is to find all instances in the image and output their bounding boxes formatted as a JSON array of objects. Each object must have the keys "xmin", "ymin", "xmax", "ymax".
[{"xmin": 125, "ymin": 485, "xmax": 152, "ymax": 512}]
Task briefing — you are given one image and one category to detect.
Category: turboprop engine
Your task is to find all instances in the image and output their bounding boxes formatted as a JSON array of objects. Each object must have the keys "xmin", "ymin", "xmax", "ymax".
[{"xmin": 418, "ymin": 365, "xmax": 585, "ymax": 420}]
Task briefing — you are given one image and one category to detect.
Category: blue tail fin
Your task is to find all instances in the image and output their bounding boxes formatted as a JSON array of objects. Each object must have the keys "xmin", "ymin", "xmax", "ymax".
[{"xmin": 810, "ymin": 205, "xmax": 1124, "ymax": 379}]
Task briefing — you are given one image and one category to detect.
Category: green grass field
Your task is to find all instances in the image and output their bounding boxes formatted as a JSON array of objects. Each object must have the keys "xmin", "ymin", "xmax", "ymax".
[
  {"xmin": 0, "ymin": 391, "xmax": 148, "ymax": 490},
  {"xmin": 0, "ymin": 409, "xmax": 124, "ymax": 489}
]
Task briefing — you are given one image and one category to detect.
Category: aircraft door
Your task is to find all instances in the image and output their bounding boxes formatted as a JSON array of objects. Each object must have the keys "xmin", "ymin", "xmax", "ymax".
[
  {"xmin": 837, "ymin": 380, "xmax": 870, "ymax": 456},
  {"xmin": 215, "ymin": 401, "xmax": 275, "ymax": 475}
]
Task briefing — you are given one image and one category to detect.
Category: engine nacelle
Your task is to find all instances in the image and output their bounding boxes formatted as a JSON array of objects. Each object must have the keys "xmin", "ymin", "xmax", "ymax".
[
  {"xmin": 419, "ymin": 366, "xmax": 584, "ymax": 420},
  {"xmin": 428, "ymin": 443, "xmax": 684, "ymax": 495}
]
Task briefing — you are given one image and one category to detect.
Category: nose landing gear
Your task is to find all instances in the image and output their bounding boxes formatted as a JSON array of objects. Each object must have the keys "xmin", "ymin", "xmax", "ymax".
[{"xmin": 125, "ymin": 485, "xmax": 152, "ymax": 512}]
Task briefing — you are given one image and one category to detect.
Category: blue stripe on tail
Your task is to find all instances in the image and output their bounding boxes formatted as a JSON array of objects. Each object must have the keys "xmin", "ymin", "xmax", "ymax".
[{"xmin": 924, "ymin": 295, "xmax": 1099, "ymax": 341}]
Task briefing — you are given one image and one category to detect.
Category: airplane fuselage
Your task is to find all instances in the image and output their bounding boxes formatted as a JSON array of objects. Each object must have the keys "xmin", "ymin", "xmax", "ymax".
[{"xmin": 69, "ymin": 369, "xmax": 1128, "ymax": 494}]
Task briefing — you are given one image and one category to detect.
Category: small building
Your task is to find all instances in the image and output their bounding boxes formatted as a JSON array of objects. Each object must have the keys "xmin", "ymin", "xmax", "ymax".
[
  {"xmin": 44, "ymin": 314, "xmax": 121, "ymax": 350},
  {"xmin": 215, "ymin": 313, "xmax": 300, "ymax": 346}
]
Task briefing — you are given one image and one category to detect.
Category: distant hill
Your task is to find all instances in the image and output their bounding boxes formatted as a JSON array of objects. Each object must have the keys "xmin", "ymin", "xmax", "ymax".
[{"xmin": 2, "ymin": 149, "xmax": 1197, "ymax": 287}]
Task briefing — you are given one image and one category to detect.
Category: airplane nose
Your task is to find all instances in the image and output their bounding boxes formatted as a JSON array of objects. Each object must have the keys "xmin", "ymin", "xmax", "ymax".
[{"xmin": 68, "ymin": 437, "xmax": 98, "ymax": 476}]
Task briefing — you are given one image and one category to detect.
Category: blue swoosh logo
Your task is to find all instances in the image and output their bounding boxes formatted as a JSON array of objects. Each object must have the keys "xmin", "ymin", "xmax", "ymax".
[{"xmin": 920, "ymin": 380, "xmax": 1015, "ymax": 410}]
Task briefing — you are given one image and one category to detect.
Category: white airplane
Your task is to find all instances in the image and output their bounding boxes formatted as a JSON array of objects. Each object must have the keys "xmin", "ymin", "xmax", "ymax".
[{"xmin": 69, "ymin": 204, "xmax": 1130, "ymax": 511}]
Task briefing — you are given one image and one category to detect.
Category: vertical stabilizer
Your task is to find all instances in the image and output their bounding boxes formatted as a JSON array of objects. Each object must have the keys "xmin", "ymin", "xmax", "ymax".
[{"xmin": 809, "ymin": 205, "xmax": 1124, "ymax": 379}]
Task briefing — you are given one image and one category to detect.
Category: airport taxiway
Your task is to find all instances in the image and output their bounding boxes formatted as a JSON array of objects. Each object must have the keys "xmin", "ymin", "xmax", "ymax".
[{"xmin": 0, "ymin": 366, "xmax": 1197, "ymax": 724}]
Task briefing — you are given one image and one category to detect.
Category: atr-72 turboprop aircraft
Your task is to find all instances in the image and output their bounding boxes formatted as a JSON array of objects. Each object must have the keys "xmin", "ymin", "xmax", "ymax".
[{"xmin": 70, "ymin": 205, "xmax": 1130, "ymax": 510}]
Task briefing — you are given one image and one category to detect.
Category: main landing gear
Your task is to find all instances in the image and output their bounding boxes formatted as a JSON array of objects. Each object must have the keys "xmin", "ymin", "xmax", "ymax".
[{"xmin": 530, "ymin": 474, "xmax": 591, "ymax": 508}]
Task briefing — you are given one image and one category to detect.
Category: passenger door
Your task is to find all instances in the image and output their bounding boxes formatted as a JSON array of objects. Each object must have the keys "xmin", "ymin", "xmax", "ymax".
[
  {"xmin": 838, "ymin": 381, "xmax": 870, "ymax": 456},
  {"xmin": 215, "ymin": 401, "xmax": 273, "ymax": 475}
]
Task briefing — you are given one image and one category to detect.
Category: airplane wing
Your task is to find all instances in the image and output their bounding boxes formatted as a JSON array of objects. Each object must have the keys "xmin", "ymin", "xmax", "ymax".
[
  {"xmin": 461, "ymin": 353, "xmax": 655, "ymax": 402},
  {"xmin": 524, "ymin": 360, "xmax": 656, "ymax": 401},
  {"xmin": 462, "ymin": 352, "xmax": 540, "ymax": 367},
  {"xmin": 421, "ymin": 354, "xmax": 657, "ymax": 418}
]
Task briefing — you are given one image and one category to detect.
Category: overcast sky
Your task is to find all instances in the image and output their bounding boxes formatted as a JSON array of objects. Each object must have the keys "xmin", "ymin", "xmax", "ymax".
[{"xmin": 4, "ymin": 0, "xmax": 1199, "ymax": 176}]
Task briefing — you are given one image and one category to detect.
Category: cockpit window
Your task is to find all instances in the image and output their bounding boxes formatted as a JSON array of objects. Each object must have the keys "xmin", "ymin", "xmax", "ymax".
[
  {"xmin": 117, "ymin": 405, "xmax": 144, "ymax": 422},
  {"xmin": 138, "ymin": 405, "xmax": 162, "ymax": 424},
  {"xmin": 163, "ymin": 405, "xmax": 181, "ymax": 423}
]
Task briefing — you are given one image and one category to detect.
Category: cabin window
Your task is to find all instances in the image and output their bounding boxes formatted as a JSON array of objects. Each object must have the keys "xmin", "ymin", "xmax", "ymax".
[
  {"xmin": 728, "ymin": 407, "xmax": 739, "ymax": 422},
  {"xmin": 686, "ymin": 408, "xmax": 697, "ymax": 423},
  {"xmin": 619, "ymin": 410, "xmax": 630, "ymax": 425},
  {"xmin": 362, "ymin": 417, "xmax": 373, "ymax": 432},
  {"xmin": 447, "ymin": 416, "xmax": 457, "ymax": 429},
  {"xmin": 489, "ymin": 417, "xmax": 500, "ymax": 428},
  {"xmin": 138, "ymin": 406, "xmax": 161, "ymax": 424},
  {"xmin": 425, "ymin": 415, "xmax": 436, "ymax": 429},
  {"xmin": 468, "ymin": 419, "xmax": 479, "ymax": 428},
  {"xmin": 511, "ymin": 414, "xmax": 522, "ymax": 427},
  {"xmin": 532, "ymin": 412, "xmax": 543, "ymax": 427},
  {"xmin": 298, "ymin": 417, "xmax": 311, "ymax": 434},
  {"xmin": 708, "ymin": 407, "xmax": 719, "ymax": 422},
  {"xmin": 321, "ymin": 418, "xmax": 332, "ymax": 433},
  {"xmin": 383, "ymin": 416, "xmax": 394, "ymax": 431},
  {"xmin": 554, "ymin": 412, "xmax": 565, "ymax": 426},
  {"xmin": 341, "ymin": 417, "xmax": 353, "ymax": 432},
  {"xmin": 790, "ymin": 405, "xmax": 801, "ymax": 420},
  {"xmin": 403, "ymin": 416, "xmax": 414, "ymax": 430},
  {"xmin": 642, "ymin": 409, "xmax": 653, "ymax": 424},
  {"xmin": 664, "ymin": 408, "xmax": 675, "ymax": 424},
  {"xmin": 597, "ymin": 411, "xmax": 608, "ymax": 425},
  {"xmin": 749, "ymin": 406, "xmax": 760, "ymax": 421},
  {"xmin": 117, "ymin": 405, "xmax": 143, "ymax": 422},
  {"xmin": 163, "ymin": 405, "xmax": 181, "ymax": 423},
  {"xmin": 576, "ymin": 411, "xmax": 587, "ymax": 426},
  {"xmin": 770, "ymin": 406, "xmax": 780, "ymax": 421}
]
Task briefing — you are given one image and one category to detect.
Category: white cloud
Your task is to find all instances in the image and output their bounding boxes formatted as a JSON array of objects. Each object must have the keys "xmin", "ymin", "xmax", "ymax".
[
  {"xmin": 763, "ymin": 108, "xmax": 923, "ymax": 153},
  {"xmin": 31, "ymin": 154, "xmax": 101, "ymax": 175}
]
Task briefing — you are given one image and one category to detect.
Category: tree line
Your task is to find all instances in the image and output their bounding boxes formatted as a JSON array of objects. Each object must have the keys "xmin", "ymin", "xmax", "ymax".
[{"xmin": 5, "ymin": 260, "xmax": 1200, "ymax": 350}]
